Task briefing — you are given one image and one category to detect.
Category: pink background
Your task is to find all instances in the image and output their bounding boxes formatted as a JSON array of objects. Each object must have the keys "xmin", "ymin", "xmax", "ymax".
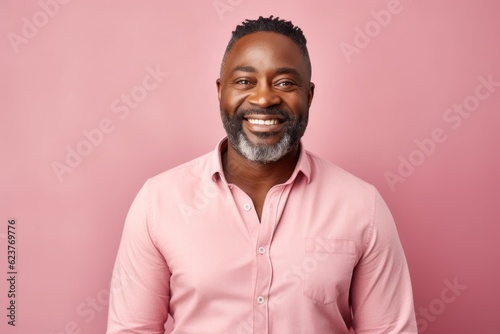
[{"xmin": 1, "ymin": 0, "xmax": 499, "ymax": 333}]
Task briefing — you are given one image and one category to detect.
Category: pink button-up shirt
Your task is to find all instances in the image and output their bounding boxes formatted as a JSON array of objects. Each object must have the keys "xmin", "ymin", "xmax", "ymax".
[{"xmin": 107, "ymin": 138, "xmax": 417, "ymax": 333}]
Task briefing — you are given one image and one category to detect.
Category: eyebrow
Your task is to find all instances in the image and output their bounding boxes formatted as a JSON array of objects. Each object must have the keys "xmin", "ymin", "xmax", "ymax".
[
  {"xmin": 275, "ymin": 67, "xmax": 301, "ymax": 77},
  {"xmin": 231, "ymin": 66, "xmax": 301, "ymax": 77},
  {"xmin": 231, "ymin": 66, "xmax": 257, "ymax": 74}
]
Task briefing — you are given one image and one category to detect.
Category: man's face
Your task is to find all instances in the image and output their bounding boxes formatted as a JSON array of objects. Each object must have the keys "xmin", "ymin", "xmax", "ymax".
[{"xmin": 217, "ymin": 31, "xmax": 314, "ymax": 163}]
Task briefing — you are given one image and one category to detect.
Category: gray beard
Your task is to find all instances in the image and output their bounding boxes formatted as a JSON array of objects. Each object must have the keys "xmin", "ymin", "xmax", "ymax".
[
  {"xmin": 220, "ymin": 107, "xmax": 307, "ymax": 164},
  {"xmin": 235, "ymin": 132, "xmax": 293, "ymax": 163}
]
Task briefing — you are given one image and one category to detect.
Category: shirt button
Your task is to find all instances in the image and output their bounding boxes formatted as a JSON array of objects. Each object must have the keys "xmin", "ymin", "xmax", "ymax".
[
  {"xmin": 258, "ymin": 247, "xmax": 266, "ymax": 254},
  {"xmin": 243, "ymin": 203, "xmax": 251, "ymax": 211},
  {"xmin": 257, "ymin": 296, "xmax": 265, "ymax": 304}
]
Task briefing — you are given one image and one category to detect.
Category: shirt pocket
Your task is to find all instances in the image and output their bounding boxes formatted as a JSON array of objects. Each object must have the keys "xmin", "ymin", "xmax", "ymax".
[{"xmin": 303, "ymin": 238, "xmax": 356, "ymax": 304}]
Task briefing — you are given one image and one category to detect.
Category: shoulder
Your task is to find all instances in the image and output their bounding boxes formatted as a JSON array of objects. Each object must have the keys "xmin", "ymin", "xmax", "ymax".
[
  {"xmin": 146, "ymin": 151, "xmax": 215, "ymax": 191},
  {"xmin": 305, "ymin": 150, "xmax": 375, "ymax": 195}
]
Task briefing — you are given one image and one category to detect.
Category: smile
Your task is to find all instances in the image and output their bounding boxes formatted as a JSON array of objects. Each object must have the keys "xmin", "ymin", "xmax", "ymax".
[{"xmin": 247, "ymin": 118, "xmax": 280, "ymax": 125}]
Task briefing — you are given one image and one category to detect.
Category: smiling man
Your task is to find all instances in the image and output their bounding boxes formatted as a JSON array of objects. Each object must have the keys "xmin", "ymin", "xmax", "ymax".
[{"xmin": 107, "ymin": 16, "xmax": 417, "ymax": 333}]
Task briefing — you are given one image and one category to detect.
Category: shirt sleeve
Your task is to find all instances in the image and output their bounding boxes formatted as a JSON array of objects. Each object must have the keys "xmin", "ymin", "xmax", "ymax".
[
  {"xmin": 350, "ymin": 188, "xmax": 417, "ymax": 333},
  {"xmin": 107, "ymin": 180, "xmax": 170, "ymax": 333}
]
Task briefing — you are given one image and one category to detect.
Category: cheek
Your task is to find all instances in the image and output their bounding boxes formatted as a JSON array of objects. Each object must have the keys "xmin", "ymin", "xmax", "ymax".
[
  {"xmin": 225, "ymin": 91, "xmax": 247, "ymax": 111},
  {"xmin": 286, "ymin": 94, "xmax": 309, "ymax": 113}
]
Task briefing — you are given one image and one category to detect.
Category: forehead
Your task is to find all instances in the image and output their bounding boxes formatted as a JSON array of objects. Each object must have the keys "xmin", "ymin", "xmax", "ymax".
[{"xmin": 225, "ymin": 31, "xmax": 308, "ymax": 76}]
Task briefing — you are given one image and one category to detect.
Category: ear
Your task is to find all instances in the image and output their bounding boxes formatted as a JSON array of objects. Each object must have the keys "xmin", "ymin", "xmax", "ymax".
[
  {"xmin": 308, "ymin": 82, "xmax": 315, "ymax": 107},
  {"xmin": 216, "ymin": 78, "xmax": 222, "ymax": 101}
]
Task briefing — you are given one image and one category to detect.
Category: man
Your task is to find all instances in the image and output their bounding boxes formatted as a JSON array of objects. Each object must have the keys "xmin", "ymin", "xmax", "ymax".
[{"xmin": 107, "ymin": 16, "xmax": 417, "ymax": 333}]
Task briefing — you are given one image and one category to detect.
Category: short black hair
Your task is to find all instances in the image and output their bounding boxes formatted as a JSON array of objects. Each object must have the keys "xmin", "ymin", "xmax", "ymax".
[{"xmin": 220, "ymin": 16, "xmax": 311, "ymax": 78}]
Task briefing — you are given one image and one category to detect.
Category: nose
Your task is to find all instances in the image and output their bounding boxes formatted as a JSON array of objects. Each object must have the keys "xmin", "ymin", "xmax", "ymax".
[{"xmin": 247, "ymin": 83, "xmax": 281, "ymax": 108}]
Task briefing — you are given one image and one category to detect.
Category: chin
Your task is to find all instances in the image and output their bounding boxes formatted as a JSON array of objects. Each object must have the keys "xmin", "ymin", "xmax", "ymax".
[{"xmin": 235, "ymin": 132, "xmax": 293, "ymax": 163}]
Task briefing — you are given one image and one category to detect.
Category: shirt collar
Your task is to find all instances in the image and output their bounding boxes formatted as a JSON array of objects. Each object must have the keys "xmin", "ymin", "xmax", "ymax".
[{"xmin": 209, "ymin": 137, "xmax": 311, "ymax": 185}]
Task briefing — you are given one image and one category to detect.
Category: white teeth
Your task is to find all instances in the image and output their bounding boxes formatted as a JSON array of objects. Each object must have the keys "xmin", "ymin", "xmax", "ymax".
[{"xmin": 247, "ymin": 119, "xmax": 279, "ymax": 125}]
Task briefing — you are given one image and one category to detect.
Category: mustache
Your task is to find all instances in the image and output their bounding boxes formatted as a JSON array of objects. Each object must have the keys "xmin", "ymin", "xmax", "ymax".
[{"xmin": 234, "ymin": 107, "xmax": 292, "ymax": 121}]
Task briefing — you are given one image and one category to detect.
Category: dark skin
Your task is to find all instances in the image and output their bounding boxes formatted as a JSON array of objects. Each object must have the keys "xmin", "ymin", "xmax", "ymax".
[{"xmin": 216, "ymin": 31, "xmax": 315, "ymax": 220}]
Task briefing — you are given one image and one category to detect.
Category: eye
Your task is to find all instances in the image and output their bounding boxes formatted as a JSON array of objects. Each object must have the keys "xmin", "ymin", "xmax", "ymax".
[
  {"xmin": 235, "ymin": 79, "xmax": 252, "ymax": 85},
  {"xmin": 276, "ymin": 80, "xmax": 296, "ymax": 89}
]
